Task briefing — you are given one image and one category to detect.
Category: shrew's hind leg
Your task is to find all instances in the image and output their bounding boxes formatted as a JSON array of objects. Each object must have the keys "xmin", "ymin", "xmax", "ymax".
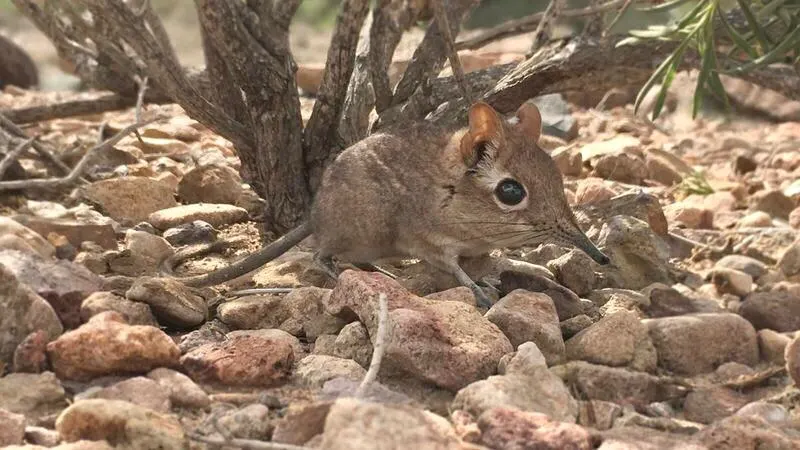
[{"xmin": 314, "ymin": 252, "xmax": 342, "ymax": 281}]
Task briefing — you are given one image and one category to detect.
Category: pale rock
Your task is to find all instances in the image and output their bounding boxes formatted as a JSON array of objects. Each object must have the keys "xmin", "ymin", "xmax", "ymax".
[
  {"xmin": 177, "ymin": 164, "xmax": 244, "ymax": 205},
  {"xmin": 215, "ymin": 404, "xmax": 272, "ymax": 440},
  {"xmin": 778, "ymin": 238, "xmax": 800, "ymax": 277},
  {"xmin": 565, "ymin": 310, "xmax": 656, "ymax": 372},
  {"xmin": 332, "ymin": 321, "xmax": 373, "ymax": 368},
  {"xmin": 560, "ymin": 315, "xmax": 594, "ymax": 339},
  {"xmin": 0, "ymin": 372, "xmax": 66, "ymax": 420},
  {"xmin": 546, "ymin": 249, "xmax": 596, "ymax": 296},
  {"xmin": 574, "ymin": 178, "xmax": 616, "ymax": 204},
  {"xmin": 709, "ymin": 268, "xmax": 753, "ymax": 297},
  {"xmin": 751, "ymin": 189, "xmax": 794, "ymax": 219},
  {"xmin": 126, "ymin": 277, "xmax": 207, "ymax": 328},
  {"xmin": 80, "ymin": 291, "xmax": 157, "ymax": 326},
  {"xmin": 735, "ymin": 401, "xmax": 791, "ymax": 425},
  {"xmin": 106, "ymin": 230, "xmax": 174, "ymax": 277},
  {"xmin": 0, "ymin": 408, "xmax": 26, "ymax": 446},
  {"xmin": 77, "ymin": 377, "xmax": 171, "ymax": 413},
  {"xmin": 550, "ymin": 147, "xmax": 582, "ymax": 177},
  {"xmin": 644, "ymin": 313, "xmax": 759, "ymax": 375},
  {"xmin": 738, "ymin": 211, "xmax": 773, "ymax": 228},
  {"xmin": 740, "ymin": 290, "xmax": 800, "ymax": 331},
  {"xmin": 147, "ymin": 367, "xmax": 210, "ymax": 409},
  {"xmin": 663, "ymin": 202, "xmax": 712, "ymax": 229},
  {"xmin": 147, "ymin": 203, "xmax": 248, "ymax": 230},
  {"xmin": 758, "ymin": 329, "xmax": 792, "ymax": 364},
  {"xmin": 293, "ymin": 355, "xmax": 366, "ymax": 389},
  {"xmin": 477, "ymin": 407, "xmax": 593, "ymax": 450},
  {"xmin": 46, "ymin": 312, "xmax": 181, "ymax": 381},
  {"xmin": 80, "ymin": 176, "xmax": 177, "ymax": 224},
  {"xmin": 550, "ymin": 361, "xmax": 680, "ymax": 404},
  {"xmin": 486, "ymin": 290, "xmax": 564, "ymax": 365},
  {"xmin": 227, "ymin": 329, "xmax": 305, "ymax": 360},
  {"xmin": 592, "ymin": 152, "xmax": 647, "ymax": 184},
  {"xmin": 11, "ymin": 215, "xmax": 117, "ymax": 250},
  {"xmin": 789, "ymin": 206, "xmax": 800, "ymax": 229},
  {"xmin": 272, "ymin": 401, "xmax": 333, "ymax": 446},
  {"xmin": 0, "ymin": 217, "xmax": 55, "ymax": 258},
  {"xmin": 683, "ymin": 386, "xmax": 749, "ymax": 424},
  {"xmin": 500, "ymin": 271, "xmax": 594, "ymax": 320},
  {"xmin": 786, "ymin": 334, "xmax": 800, "ymax": 387},
  {"xmin": 691, "ymin": 415, "xmax": 798, "ymax": 449},
  {"xmin": 715, "ymin": 255, "xmax": 768, "ymax": 279}
]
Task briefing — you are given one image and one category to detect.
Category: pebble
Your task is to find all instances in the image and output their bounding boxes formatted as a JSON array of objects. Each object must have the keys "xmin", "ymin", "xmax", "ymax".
[
  {"xmin": 0, "ymin": 264, "xmax": 63, "ymax": 364},
  {"xmin": 272, "ymin": 401, "xmax": 333, "ymax": 446},
  {"xmin": 477, "ymin": 407, "xmax": 593, "ymax": 450},
  {"xmin": 324, "ymin": 270, "xmax": 513, "ymax": 391},
  {"xmin": 452, "ymin": 342, "xmax": 578, "ymax": 423},
  {"xmin": 560, "ymin": 314, "xmax": 594, "ymax": 339},
  {"xmin": 331, "ymin": 321, "xmax": 373, "ymax": 368},
  {"xmin": 644, "ymin": 313, "xmax": 758, "ymax": 375},
  {"xmin": 751, "ymin": 189, "xmax": 795, "ymax": 219},
  {"xmin": 738, "ymin": 210, "xmax": 773, "ymax": 228},
  {"xmin": 485, "ymin": 290, "xmax": 565, "ymax": 365},
  {"xmin": 574, "ymin": 178, "xmax": 616, "ymax": 204},
  {"xmin": 55, "ymin": 399, "xmax": 185, "ymax": 449},
  {"xmin": 0, "ymin": 408, "xmax": 26, "ymax": 446},
  {"xmin": 215, "ymin": 404, "xmax": 273, "ymax": 440},
  {"xmin": 777, "ymin": 238, "xmax": 800, "ymax": 277},
  {"xmin": 177, "ymin": 164, "xmax": 244, "ymax": 204},
  {"xmin": 46, "ymin": 312, "xmax": 181, "ymax": 381},
  {"xmin": 683, "ymin": 386, "xmax": 749, "ymax": 424},
  {"xmin": 547, "ymin": 249, "xmax": 596, "ymax": 297},
  {"xmin": 147, "ymin": 203, "xmax": 248, "ymax": 230},
  {"xmin": 126, "ymin": 277, "xmax": 208, "ymax": 328},
  {"xmin": 0, "ymin": 249, "xmax": 102, "ymax": 329},
  {"xmin": 757, "ymin": 329, "xmax": 792, "ymax": 364},
  {"xmin": 106, "ymin": 230, "xmax": 174, "ymax": 277},
  {"xmin": 0, "ymin": 217, "xmax": 55, "ymax": 258},
  {"xmin": 79, "ymin": 176, "xmax": 178, "ymax": 224},
  {"xmin": 786, "ymin": 334, "xmax": 800, "ymax": 387},
  {"xmin": 594, "ymin": 216, "xmax": 673, "ymax": 290},
  {"xmin": 161, "ymin": 220, "xmax": 217, "ymax": 246},
  {"xmin": 715, "ymin": 255, "xmax": 768, "ymax": 279},
  {"xmin": 691, "ymin": 415, "xmax": 798, "ymax": 449},
  {"xmin": 12, "ymin": 215, "xmax": 117, "ymax": 250},
  {"xmin": 789, "ymin": 206, "xmax": 800, "ymax": 228},
  {"xmin": 76, "ymin": 376, "xmax": 171, "ymax": 412},
  {"xmin": 147, "ymin": 367, "xmax": 210, "ymax": 409},
  {"xmin": 12, "ymin": 330, "xmax": 49, "ymax": 373},
  {"xmin": 180, "ymin": 332, "xmax": 294, "ymax": 386},
  {"xmin": 592, "ymin": 152, "xmax": 648, "ymax": 184},
  {"xmin": 80, "ymin": 291, "xmax": 157, "ymax": 326},
  {"xmin": 663, "ymin": 202, "xmax": 713, "ymax": 229},
  {"xmin": 739, "ymin": 291, "xmax": 800, "ymax": 331},
  {"xmin": 735, "ymin": 401, "xmax": 791, "ymax": 425},
  {"xmin": 0, "ymin": 372, "xmax": 66, "ymax": 419},
  {"xmin": 565, "ymin": 310, "xmax": 656, "ymax": 372},
  {"xmin": 550, "ymin": 147, "xmax": 582, "ymax": 177},
  {"xmin": 293, "ymin": 355, "xmax": 366, "ymax": 389},
  {"xmin": 550, "ymin": 361, "xmax": 679, "ymax": 404},
  {"xmin": 709, "ymin": 268, "xmax": 753, "ymax": 297},
  {"xmin": 499, "ymin": 271, "xmax": 594, "ymax": 320}
]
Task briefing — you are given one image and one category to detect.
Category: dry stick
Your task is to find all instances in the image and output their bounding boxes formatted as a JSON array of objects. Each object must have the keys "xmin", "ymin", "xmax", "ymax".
[
  {"xmin": 186, "ymin": 432, "xmax": 310, "ymax": 450},
  {"xmin": 431, "ymin": 0, "xmax": 474, "ymax": 103},
  {"xmin": 603, "ymin": 0, "xmax": 635, "ymax": 36},
  {"xmin": 356, "ymin": 292, "xmax": 389, "ymax": 398},
  {"xmin": 1, "ymin": 94, "xmax": 140, "ymax": 124},
  {"xmin": 133, "ymin": 75, "xmax": 150, "ymax": 146},
  {"xmin": 0, "ymin": 137, "xmax": 35, "ymax": 179},
  {"xmin": 529, "ymin": 0, "xmax": 564, "ymax": 55},
  {"xmin": 0, "ymin": 113, "xmax": 74, "ymax": 176},
  {"xmin": 0, "ymin": 117, "xmax": 159, "ymax": 191}
]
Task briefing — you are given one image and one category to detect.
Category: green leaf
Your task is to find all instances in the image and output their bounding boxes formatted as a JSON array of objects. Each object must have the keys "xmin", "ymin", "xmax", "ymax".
[
  {"xmin": 629, "ymin": 25, "xmax": 679, "ymax": 38},
  {"xmin": 652, "ymin": 40, "xmax": 691, "ymax": 120},
  {"xmin": 717, "ymin": 7, "xmax": 758, "ymax": 59},
  {"xmin": 676, "ymin": 0, "xmax": 713, "ymax": 30},
  {"xmin": 736, "ymin": 0, "xmax": 771, "ymax": 53},
  {"xmin": 634, "ymin": 49, "xmax": 680, "ymax": 117},
  {"xmin": 616, "ymin": 36, "xmax": 645, "ymax": 47},
  {"xmin": 728, "ymin": 25, "xmax": 800, "ymax": 73},
  {"xmin": 636, "ymin": 0, "xmax": 695, "ymax": 12}
]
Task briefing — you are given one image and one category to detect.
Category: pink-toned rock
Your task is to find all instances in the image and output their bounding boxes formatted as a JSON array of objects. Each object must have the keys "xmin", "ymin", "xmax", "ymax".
[
  {"xmin": 180, "ymin": 333, "xmax": 294, "ymax": 386},
  {"xmin": 46, "ymin": 312, "xmax": 180, "ymax": 381},
  {"xmin": 786, "ymin": 334, "xmax": 800, "ymax": 387},
  {"xmin": 323, "ymin": 270, "xmax": 513, "ymax": 391},
  {"xmin": 478, "ymin": 407, "xmax": 593, "ymax": 450},
  {"xmin": 738, "ymin": 211, "xmax": 773, "ymax": 228},
  {"xmin": 751, "ymin": 189, "xmax": 794, "ymax": 219},
  {"xmin": 663, "ymin": 202, "xmax": 713, "ymax": 229},
  {"xmin": 0, "ymin": 408, "xmax": 25, "ymax": 446},
  {"xmin": 78, "ymin": 377, "xmax": 171, "ymax": 412},
  {"xmin": 574, "ymin": 178, "xmax": 616, "ymax": 205},
  {"xmin": 789, "ymin": 206, "xmax": 800, "ymax": 229},
  {"xmin": 12, "ymin": 329, "xmax": 49, "ymax": 373},
  {"xmin": 592, "ymin": 152, "xmax": 648, "ymax": 184},
  {"xmin": 147, "ymin": 368, "xmax": 210, "ymax": 409},
  {"xmin": 177, "ymin": 164, "xmax": 243, "ymax": 205},
  {"xmin": 80, "ymin": 176, "xmax": 178, "ymax": 224}
]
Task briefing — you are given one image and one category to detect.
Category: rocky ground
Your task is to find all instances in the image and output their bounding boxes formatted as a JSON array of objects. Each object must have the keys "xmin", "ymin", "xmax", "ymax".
[{"xmin": 2, "ymin": 25, "xmax": 800, "ymax": 450}]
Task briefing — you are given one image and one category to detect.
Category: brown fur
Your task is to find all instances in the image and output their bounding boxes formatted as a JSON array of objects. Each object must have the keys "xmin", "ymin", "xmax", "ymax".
[{"xmin": 0, "ymin": 34, "xmax": 39, "ymax": 90}]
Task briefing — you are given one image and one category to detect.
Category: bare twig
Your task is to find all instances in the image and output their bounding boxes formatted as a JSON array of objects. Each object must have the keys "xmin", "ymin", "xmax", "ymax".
[
  {"xmin": 227, "ymin": 288, "xmax": 295, "ymax": 297},
  {"xmin": 530, "ymin": 0, "xmax": 564, "ymax": 55},
  {"xmin": 134, "ymin": 75, "xmax": 150, "ymax": 146},
  {"xmin": 0, "ymin": 137, "xmax": 35, "ymax": 179},
  {"xmin": 356, "ymin": 292, "xmax": 389, "ymax": 398},
  {"xmin": 0, "ymin": 113, "xmax": 73, "ymax": 176},
  {"xmin": 431, "ymin": 0, "xmax": 473, "ymax": 103},
  {"xmin": 604, "ymin": 0, "xmax": 635, "ymax": 36},
  {"xmin": 0, "ymin": 118, "xmax": 159, "ymax": 191},
  {"xmin": 187, "ymin": 432, "xmax": 310, "ymax": 450}
]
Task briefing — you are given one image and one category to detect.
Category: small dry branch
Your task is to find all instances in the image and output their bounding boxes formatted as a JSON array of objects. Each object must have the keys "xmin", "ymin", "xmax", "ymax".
[{"xmin": 356, "ymin": 292, "xmax": 390, "ymax": 398}]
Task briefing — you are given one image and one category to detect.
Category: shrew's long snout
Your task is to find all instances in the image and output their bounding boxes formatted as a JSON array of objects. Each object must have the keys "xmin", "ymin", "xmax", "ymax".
[{"xmin": 565, "ymin": 226, "xmax": 610, "ymax": 265}]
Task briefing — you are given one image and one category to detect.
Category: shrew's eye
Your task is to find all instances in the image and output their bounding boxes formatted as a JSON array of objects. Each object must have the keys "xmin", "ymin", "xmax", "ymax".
[{"xmin": 494, "ymin": 179, "xmax": 526, "ymax": 206}]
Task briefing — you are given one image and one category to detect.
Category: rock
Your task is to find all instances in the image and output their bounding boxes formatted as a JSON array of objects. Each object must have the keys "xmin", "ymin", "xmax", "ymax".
[
  {"xmin": 148, "ymin": 203, "xmax": 248, "ymax": 230},
  {"xmin": 589, "ymin": 288, "xmax": 649, "ymax": 314},
  {"xmin": 293, "ymin": 355, "xmax": 366, "ymax": 388},
  {"xmin": 218, "ymin": 287, "xmax": 344, "ymax": 339},
  {"xmin": 683, "ymin": 386, "xmax": 749, "ymax": 424},
  {"xmin": 180, "ymin": 332, "xmax": 294, "ymax": 386},
  {"xmin": 710, "ymin": 268, "xmax": 753, "ymax": 297},
  {"xmin": 733, "ymin": 154, "xmax": 757, "ymax": 174},
  {"xmin": 10, "ymin": 216, "xmax": 117, "ymax": 250},
  {"xmin": 560, "ymin": 315, "xmax": 593, "ymax": 339},
  {"xmin": 55, "ymin": 399, "xmax": 185, "ymax": 449},
  {"xmin": 778, "ymin": 239, "xmax": 800, "ymax": 277},
  {"xmin": 46, "ymin": 312, "xmax": 181, "ymax": 381},
  {"xmin": 574, "ymin": 178, "xmax": 616, "ymax": 204},
  {"xmin": 161, "ymin": 221, "xmax": 217, "ymax": 246},
  {"xmin": 758, "ymin": 329, "xmax": 791, "ymax": 364},
  {"xmin": 550, "ymin": 147, "xmax": 582, "ymax": 177},
  {"xmin": 80, "ymin": 291, "xmax": 156, "ymax": 326},
  {"xmin": 789, "ymin": 206, "xmax": 800, "ymax": 229},
  {"xmin": 251, "ymin": 251, "xmax": 332, "ymax": 289},
  {"xmin": 663, "ymin": 202, "xmax": 713, "ymax": 229},
  {"xmin": 691, "ymin": 415, "xmax": 798, "ymax": 449},
  {"xmin": 0, "ymin": 265, "xmax": 63, "ymax": 364},
  {"xmin": 645, "ymin": 151, "xmax": 686, "ymax": 186},
  {"xmin": 602, "ymin": 425, "xmax": 701, "ymax": 449},
  {"xmin": 787, "ymin": 334, "xmax": 800, "ymax": 387},
  {"xmin": 565, "ymin": 310, "xmax": 656, "ymax": 372},
  {"xmin": 319, "ymin": 397, "xmax": 464, "ymax": 450},
  {"xmin": 177, "ymin": 164, "xmax": 243, "ymax": 204},
  {"xmin": 177, "ymin": 319, "xmax": 229, "ymax": 353},
  {"xmin": 331, "ymin": 322, "xmax": 373, "ymax": 368},
  {"xmin": 644, "ymin": 313, "xmax": 758, "ymax": 375},
  {"xmin": 592, "ymin": 152, "xmax": 648, "ymax": 184},
  {"xmin": 735, "ymin": 401, "xmax": 791, "ymax": 425},
  {"xmin": 80, "ymin": 177, "xmax": 178, "ymax": 224},
  {"xmin": 78, "ymin": 377, "xmax": 171, "ymax": 413},
  {"xmin": 738, "ymin": 211, "xmax": 773, "ymax": 228},
  {"xmin": 215, "ymin": 404, "xmax": 272, "ymax": 440},
  {"xmin": 227, "ymin": 329, "xmax": 305, "ymax": 360},
  {"xmin": 12, "ymin": 330, "xmax": 49, "ymax": 373},
  {"xmin": 147, "ymin": 368, "xmax": 210, "ymax": 409},
  {"xmin": 23, "ymin": 425, "xmax": 61, "ymax": 447},
  {"xmin": 0, "ymin": 408, "xmax": 26, "ymax": 446},
  {"xmin": 477, "ymin": 407, "xmax": 593, "ymax": 450},
  {"xmin": 547, "ymin": 249, "xmax": 596, "ymax": 296},
  {"xmin": 106, "ymin": 230, "xmax": 174, "ymax": 277},
  {"xmin": 740, "ymin": 291, "xmax": 800, "ymax": 331},
  {"xmin": 0, "ymin": 372, "xmax": 66, "ymax": 420},
  {"xmin": 713, "ymin": 361, "xmax": 754, "ymax": 380},
  {"xmin": 272, "ymin": 401, "xmax": 333, "ymax": 446},
  {"xmin": 550, "ymin": 361, "xmax": 679, "ymax": 404},
  {"xmin": 485, "ymin": 290, "xmax": 564, "ymax": 365},
  {"xmin": 0, "ymin": 217, "xmax": 55, "ymax": 258},
  {"xmin": 751, "ymin": 189, "xmax": 794, "ymax": 219},
  {"xmin": 126, "ymin": 277, "xmax": 207, "ymax": 328},
  {"xmin": 0, "ymin": 249, "xmax": 102, "ymax": 329},
  {"xmin": 715, "ymin": 255, "xmax": 767, "ymax": 279},
  {"xmin": 594, "ymin": 216, "xmax": 672, "ymax": 290},
  {"xmin": 452, "ymin": 342, "xmax": 578, "ymax": 423},
  {"xmin": 74, "ymin": 250, "xmax": 109, "ymax": 275},
  {"xmin": 534, "ymin": 94, "xmax": 579, "ymax": 141},
  {"xmin": 324, "ymin": 270, "xmax": 512, "ymax": 391},
  {"xmin": 577, "ymin": 401, "xmax": 623, "ymax": 431},
  {"xmin": 499, "ymin": 271, "xmax": 593, "ymax": 320}
]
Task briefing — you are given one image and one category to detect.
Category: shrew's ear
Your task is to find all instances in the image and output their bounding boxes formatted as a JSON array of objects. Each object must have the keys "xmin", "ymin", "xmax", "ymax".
[
  {"xmin": 459, "ymin": 102, "xmax": 504, "ymax": 168},
  {"xmin": 514, "ymin": 101, "xmax": 542, "ymax": 143}
]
